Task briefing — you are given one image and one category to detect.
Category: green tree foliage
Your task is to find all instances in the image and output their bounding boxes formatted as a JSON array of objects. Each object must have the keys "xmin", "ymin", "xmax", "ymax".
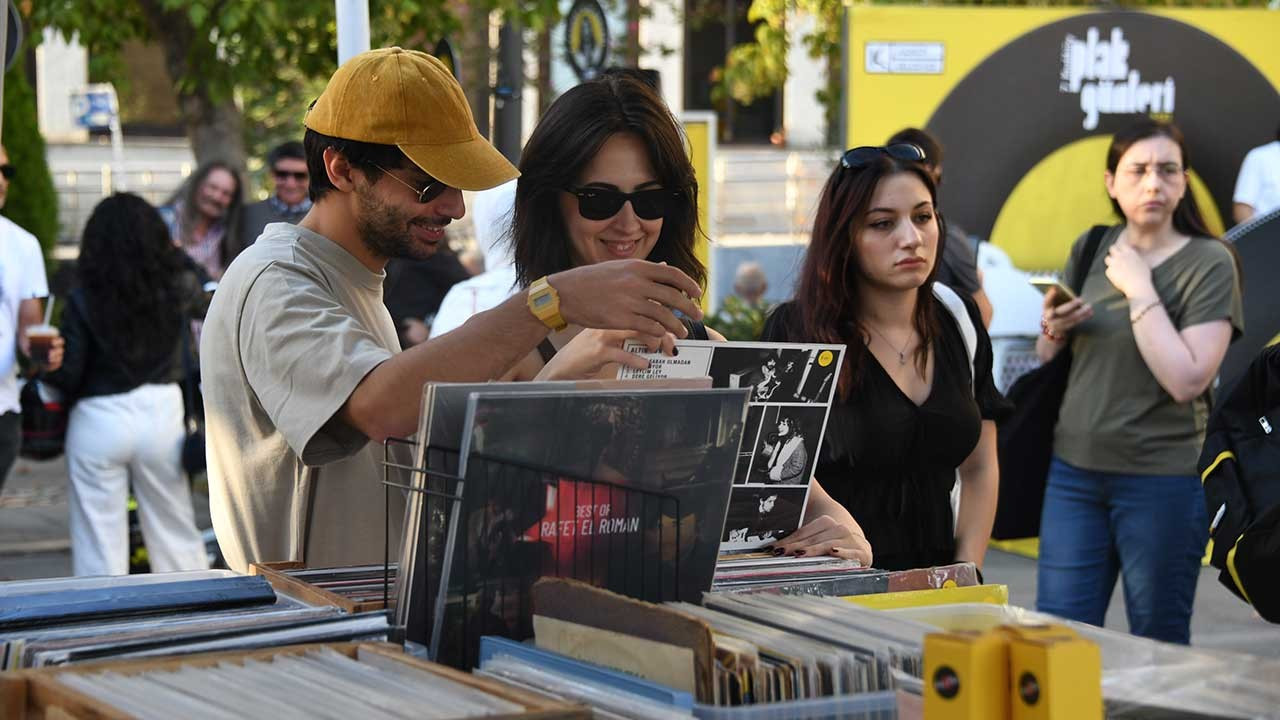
[
  {"xmin": 2, "ymin": 53, "xmax": 60, "ymax": 268},
  {"xmin": 706, "ymin": 295, "xmax": 770, "ymax": 341},
  {"xmin": 29, "ymin": 0, "xmax": 459, "ymax": 175}
]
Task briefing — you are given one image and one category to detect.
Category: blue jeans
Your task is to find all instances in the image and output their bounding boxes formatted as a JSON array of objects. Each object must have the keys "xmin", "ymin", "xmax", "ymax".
[{"xmin": 1036, "ymin": 456, "xmax": 1207, "ymax": 644}]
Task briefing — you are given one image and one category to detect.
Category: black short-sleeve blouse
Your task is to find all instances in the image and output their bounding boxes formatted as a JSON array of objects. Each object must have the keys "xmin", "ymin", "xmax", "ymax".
[{"xmin": 761, "ymin": 289, "xmax": 1010, "ymax": 570}]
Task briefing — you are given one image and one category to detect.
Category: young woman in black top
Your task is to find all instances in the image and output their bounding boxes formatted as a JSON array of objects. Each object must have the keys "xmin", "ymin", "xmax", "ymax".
[
  {"xmin": 504, "ymin": 72, "xmax": 723, "ymax": 381},
  {"xmin": 762, "ymin": 145, "xmax": 1009, "ymax": 571}
]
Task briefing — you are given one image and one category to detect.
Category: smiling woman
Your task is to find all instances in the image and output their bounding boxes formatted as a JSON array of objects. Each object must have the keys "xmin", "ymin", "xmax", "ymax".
[{"xmin": 505, "ymin": 72, "xmax": 724, "ymax": 381}]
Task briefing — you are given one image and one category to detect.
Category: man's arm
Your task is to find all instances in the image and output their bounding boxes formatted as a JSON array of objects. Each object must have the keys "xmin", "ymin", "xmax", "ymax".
[
  {"xmin": 341, "ymin": 259, "xmax": 704, "ymax": 441},
  {"xmin": 1233, "ymin": 202, "xmax": 1255, "ymax": 225}
]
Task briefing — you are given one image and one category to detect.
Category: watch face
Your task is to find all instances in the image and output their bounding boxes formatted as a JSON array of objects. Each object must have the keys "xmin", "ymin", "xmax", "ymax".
[{"xmin": 533, "ymin": 294, "xmax": 553, "ymax": 310}]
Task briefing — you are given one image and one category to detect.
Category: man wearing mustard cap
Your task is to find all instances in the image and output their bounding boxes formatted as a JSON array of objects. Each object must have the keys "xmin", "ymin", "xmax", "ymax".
[{"xmin": 200, "ymin": 47, "xmax": 704, "ymax": 572}]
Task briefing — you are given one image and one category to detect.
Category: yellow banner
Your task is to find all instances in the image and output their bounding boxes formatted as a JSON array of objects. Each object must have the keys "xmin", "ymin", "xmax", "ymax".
[{"xmin": 846, "ymin": 6, "xmax": 1280, "ymax": 270}]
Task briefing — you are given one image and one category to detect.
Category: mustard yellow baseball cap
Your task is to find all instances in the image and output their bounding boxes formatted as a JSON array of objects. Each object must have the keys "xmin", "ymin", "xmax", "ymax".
[{"xmin": 305, "ymin": 47, "xmax": 518, "ymax": 191}]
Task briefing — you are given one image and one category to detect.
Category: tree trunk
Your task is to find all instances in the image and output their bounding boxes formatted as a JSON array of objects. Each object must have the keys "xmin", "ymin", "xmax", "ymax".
[
  {"xmin": 625, "ymin": 0, "xmax": 642, "ymax": 66},
  {"xmin": 180, "ymin": 93, "xmax": 247, "ymax": 172},
  {"xmin": 137, "ymin": 0, "xmax": 247, "ymax": 188},
  {"xmin": 452, "ymin": 0, "xmax": 492, "ymax": 138},
  {"xmin": 538, "ymin": 24, "xmax": 553, "ymax": 114}
]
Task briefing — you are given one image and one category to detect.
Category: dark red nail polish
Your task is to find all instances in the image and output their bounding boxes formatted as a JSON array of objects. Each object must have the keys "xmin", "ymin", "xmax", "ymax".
[
  {"xmin": 673, "ymin": 347, "xmax": 680, "ymax": 356},
  {"xmin": 772, "ymin": 547, "xmax": 785, "ymax": 556},
  {"xmin": 793, "ymin": 549, "xmax": 806, "ymax": 556}
]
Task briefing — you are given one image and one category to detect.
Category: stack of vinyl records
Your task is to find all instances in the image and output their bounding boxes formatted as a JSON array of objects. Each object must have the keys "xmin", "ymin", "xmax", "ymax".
[
  {"xmin": 0, "ymin": 570, "xmax": 389, "ymax": 669},
  {"xmin": 4, "ymin": 642, "xmax": 585, "ymax": 719},
  {"xmin": 251, "ymin": 562, "xmax": 397, "ymax": 613},
  {"xmin": 712, "ymin": 556, "xmax": 979, "ymax": 597},
  {"xmin": 712, "ymin": 554, "xmax": 889, "ymax": 595}
]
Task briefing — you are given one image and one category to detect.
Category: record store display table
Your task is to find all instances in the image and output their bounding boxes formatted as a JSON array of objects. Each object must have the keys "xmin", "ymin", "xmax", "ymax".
[{"xmin": 2, "ymin": 567, "xmax": 1279, "ymax": 719}]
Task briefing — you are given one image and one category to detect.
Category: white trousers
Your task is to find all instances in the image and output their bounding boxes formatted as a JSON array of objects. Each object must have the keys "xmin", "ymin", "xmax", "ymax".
[{"xmin": 65, "ymin": 383, "xmax": 208, "ymax": 576}]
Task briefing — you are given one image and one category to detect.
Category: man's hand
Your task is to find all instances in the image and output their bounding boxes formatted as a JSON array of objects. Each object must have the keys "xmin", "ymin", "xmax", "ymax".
[{"xmin": 548, "ymin": 260, "xmax": 703, "ymax": 346}]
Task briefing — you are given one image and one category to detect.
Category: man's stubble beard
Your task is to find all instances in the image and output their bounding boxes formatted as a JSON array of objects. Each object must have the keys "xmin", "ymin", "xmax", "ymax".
[{"xmin": 354, "ymin": 182, "xmax": 437, "ymax": 261}]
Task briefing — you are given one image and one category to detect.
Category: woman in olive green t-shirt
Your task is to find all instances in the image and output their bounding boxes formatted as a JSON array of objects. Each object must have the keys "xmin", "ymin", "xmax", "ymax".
[{"xmin": 1034, "ymin": 119, "xmax": 1243, "ymax": 645}]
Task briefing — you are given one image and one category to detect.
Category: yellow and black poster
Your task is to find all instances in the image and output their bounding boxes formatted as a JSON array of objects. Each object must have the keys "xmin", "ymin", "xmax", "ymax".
[{"xmin": 846, "ymin": 7, "xmax": 1280, "ymax": 272}]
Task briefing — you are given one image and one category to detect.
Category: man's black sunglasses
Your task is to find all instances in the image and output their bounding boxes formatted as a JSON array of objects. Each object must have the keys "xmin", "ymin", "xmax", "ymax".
[
  {"xmin": 565, "ymin": 186, "xmax": 682, "ymax": 221},
  {"xmin": 0, "ymin": 164, "xmax": 15, "ymax": 180},
  {"xmin": 840, "ymin": 143, "xmax": 926, "ymax": 170},
  {"xmin": 273, "ymin": 169, "xmax": 307, "ymax": 181},
  {"xmin": 372, "ymin": 163, "xmax": 448, "ymax": 204}
]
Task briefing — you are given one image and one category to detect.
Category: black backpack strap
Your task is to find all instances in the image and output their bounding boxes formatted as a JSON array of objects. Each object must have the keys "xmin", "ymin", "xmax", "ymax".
[
  {"xmin": 536, "ymin": 338, "xmax": 558, "ymax": 364},
  {"xmin": 1071, "ymin": 225, "xmax": 1109, "ymax": 294},
  {"xmin": 683, "ymin": 318, "xmax": 710, "ymax": 341}
]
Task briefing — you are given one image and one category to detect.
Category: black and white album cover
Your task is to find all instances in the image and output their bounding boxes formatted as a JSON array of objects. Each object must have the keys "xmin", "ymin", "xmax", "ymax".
[
  {"xmin": 721, "ymin": 487, "xmax": 808, "ymax": 546},
  {"xmin": 619, "ymin": 340, "xmax": 846, "ymax": 551}
]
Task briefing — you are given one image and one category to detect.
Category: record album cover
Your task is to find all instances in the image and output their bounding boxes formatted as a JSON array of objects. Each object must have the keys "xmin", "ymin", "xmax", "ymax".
[{"xmin": 618, "ymin": 341, "xmax": 846, "ymax": 551}]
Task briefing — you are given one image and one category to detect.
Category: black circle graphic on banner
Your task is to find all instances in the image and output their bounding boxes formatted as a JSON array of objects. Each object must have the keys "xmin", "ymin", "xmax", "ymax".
[
  {"xmin": 932, "ymin": 665, "xmax": 961, "ymax": 699},
  {"xmin": 1019, "ymin": 671, "xmax": 1042, "ymax": 706},
  {"xmin": 564, "ymin": 0, "xmax": 610, "ymax": 82},
  {"xmin": 1221, "ymin": 210, "xmax": 1280, "ymax": 393},
  {"xmin": 925, "ymin": 11, "xmax": 1280, "ymax": 241}
]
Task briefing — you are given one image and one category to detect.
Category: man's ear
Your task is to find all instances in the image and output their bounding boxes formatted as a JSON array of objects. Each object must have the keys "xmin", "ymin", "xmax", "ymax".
[{"xmin": 323, "ymin": 147, "xmax": 359, "ymax": 193}]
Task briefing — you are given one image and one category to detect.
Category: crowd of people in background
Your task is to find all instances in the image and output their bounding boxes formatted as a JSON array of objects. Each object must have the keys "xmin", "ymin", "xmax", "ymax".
[{"xmin": 0, "ymin": 44, "xmax": 1274, "ymax": 649}]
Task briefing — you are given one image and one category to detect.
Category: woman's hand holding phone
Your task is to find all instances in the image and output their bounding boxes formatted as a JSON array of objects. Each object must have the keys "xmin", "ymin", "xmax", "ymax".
[{"xmin": 1041, "ymin": 288, "xmax": 1093, "ymax": 341}]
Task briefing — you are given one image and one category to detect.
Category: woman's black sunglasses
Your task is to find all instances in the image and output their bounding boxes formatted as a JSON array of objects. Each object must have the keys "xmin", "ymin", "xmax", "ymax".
[
  {"xmin": 565, "ymin": 187, "xmax": 682, "ymax": 221},
  {"xmin": 840, "ymin": 143, "xmax": 926, "ymax": 169}
]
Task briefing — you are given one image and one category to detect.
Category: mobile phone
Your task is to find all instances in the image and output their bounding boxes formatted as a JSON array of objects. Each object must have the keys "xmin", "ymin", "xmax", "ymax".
[{"xmin": 1029, "ymin": 278, "xmax": 1077, "ymax": 306}]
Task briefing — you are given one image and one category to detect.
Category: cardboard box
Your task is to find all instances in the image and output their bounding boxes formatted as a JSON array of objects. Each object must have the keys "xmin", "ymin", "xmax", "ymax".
[
  {"xmin": 1004, "ymin": 626, "xmax": 1102, "ymax": 720},
  {"xmin": 0, "ymin": 642, "xmax": 588, "ymax": 720},
  {"xmin": 923, "ymin": 630, "xmax": 1010, "ymax": 720}
]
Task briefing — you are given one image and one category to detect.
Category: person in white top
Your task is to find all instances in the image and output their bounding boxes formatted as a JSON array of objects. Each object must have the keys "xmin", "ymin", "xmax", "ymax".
[
  {"xmin": 430, "ymin": 180, "xmax": 518, "ymax": 337},
  {"xmin": 0, "ymin": 144, "xmax": 64, "ymax": 489},
  {"xmin": 1233, "ymin": 126, "xmax": 1280, "ymax": 224}
]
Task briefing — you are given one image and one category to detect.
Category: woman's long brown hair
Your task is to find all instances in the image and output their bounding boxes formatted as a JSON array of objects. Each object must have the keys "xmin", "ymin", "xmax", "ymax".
[{"xmin": 792, "ymin": 155, "xmax": 946, "ymax": 401}]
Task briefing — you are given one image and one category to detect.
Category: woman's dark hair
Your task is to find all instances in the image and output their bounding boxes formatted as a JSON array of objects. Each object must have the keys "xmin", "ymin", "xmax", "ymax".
[
  {"xmin": 78, "ymin": 193, "xmax": 188, "ymax": 371},
  {"xmin": 166, "ymin": 160, "xmax": 245, "ymax": 267},
  {"xmin": 1105, "ymin": 119, "xmax": 1213, "ymax": 239},
  {"xmin": 792, "ymin": 154, "xmax": 946, "ymax": 401},
  {"xmin": 511, "ymin": 74, "xmax": 704, "ymax": 288},
  {"xmin": 303, "ymin": 128, "xmax": 412, "ymax": 202},
  {"xmin": 1106, "ymin": 118, "xmax": 1242, "ymax": 286}
]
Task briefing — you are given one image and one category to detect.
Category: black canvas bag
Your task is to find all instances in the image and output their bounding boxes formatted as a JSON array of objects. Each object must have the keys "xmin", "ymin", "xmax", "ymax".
[
  {"xmin": 992, "ymin": 225, "xmax": 1106, "ymax": 540},
  {"xmin": 18, "ymin": 376, "xmax": 68, "ymax": 461}
]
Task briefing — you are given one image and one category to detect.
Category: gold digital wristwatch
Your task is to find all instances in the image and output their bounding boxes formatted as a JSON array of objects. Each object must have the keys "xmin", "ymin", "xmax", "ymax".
[{"xmin": 527, "ymin": 275, "xmax": 567, "ymax": 331}]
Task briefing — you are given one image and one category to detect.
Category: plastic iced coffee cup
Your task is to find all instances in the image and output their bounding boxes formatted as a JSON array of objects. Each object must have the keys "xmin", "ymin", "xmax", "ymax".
[{"xmin": 25, "ymin": 324, "xmax": 59, "ymax": 365}]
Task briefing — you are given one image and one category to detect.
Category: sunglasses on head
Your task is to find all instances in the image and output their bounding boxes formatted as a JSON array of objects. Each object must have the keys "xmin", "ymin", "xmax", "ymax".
[
  {"xmin": 565, "ymin": 186, "xmax": 681, "ymax": 221},
  {"xmin": 0, "ymin": 164, "xmax": 15, "ymax": 180},
  {"xmin": 273, "ymin": 169, "xmax": 307, "ymax": 181},
  {"xmin": 839, "ymin": 143, "xmax": 926, "ymax": 170},
  {"xmin": 372, "ymin": 163, "xmax": 448, "ymax": 204}
]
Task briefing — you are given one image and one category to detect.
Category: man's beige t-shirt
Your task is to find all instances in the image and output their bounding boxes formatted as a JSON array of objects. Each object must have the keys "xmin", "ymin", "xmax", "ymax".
[
  {"xmin": 202, "ymin": 222, "xmax": 406, "ymax": 572},
  {"xmin": 1054, "ymin": 226, "xmax": 1243, "ymax": 476}
]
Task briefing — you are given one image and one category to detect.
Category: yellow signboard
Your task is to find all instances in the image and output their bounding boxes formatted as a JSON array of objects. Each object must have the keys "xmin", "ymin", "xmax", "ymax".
[
  {"xmin": 846, "ymin": 6, "xmax": 1280, "ymax": 270},
  {"xmin": 681, "ymin": 111, "xmax": 717, "ymax": 302}
]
